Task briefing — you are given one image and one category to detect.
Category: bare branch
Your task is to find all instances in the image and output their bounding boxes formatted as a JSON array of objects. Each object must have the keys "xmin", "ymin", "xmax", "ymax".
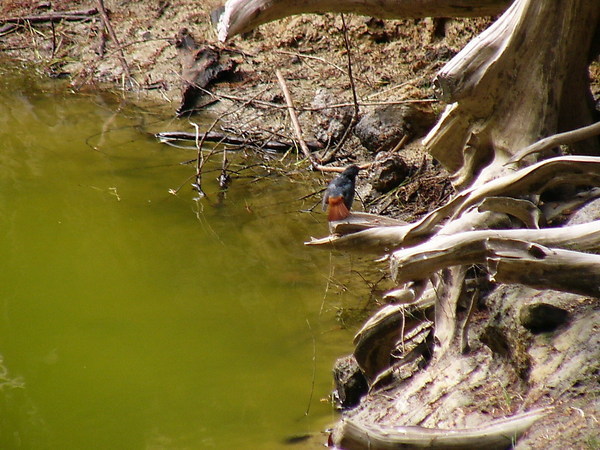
[{"xmin": 217, "ymin": 0, "xmax": 510, "ymax": 41}]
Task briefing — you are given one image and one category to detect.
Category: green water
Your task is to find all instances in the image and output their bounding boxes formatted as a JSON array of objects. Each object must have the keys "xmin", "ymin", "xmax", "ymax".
[{"xmin": 0, "ymin": 67, "xmax": 371, "ymax": 449}]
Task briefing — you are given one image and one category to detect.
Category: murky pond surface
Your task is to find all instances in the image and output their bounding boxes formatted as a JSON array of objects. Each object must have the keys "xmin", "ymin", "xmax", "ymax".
[{"xmin": 0, "ymin": 65, "xmax": 373, "ymax": 449}]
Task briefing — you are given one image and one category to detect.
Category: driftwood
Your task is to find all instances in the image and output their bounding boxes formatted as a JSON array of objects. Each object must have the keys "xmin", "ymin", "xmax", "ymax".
[
  {"xmin": 424, "ymin": 0, "xmax": 600, "ymax": 187},
  {"xmin": 508, "ymin": 120, "xmax": 600, "ymax": 165},
  {"xmin": 216, "ymin": 0, "xmax": 511, "ymax": 41},
  {"xmin": 487, "ymin": 240, "xmax": 600, "ymax": 298},
  {"xmin": 390, "ymin": 221, "xmax": 600, "ymax": 282},
  {"xmin": 332, "ymin": 408, "xmax": 550, "ymax": 450},
  {"xmin": 306, "ymin": 221, "xmax": 436, "ymax": 255}
]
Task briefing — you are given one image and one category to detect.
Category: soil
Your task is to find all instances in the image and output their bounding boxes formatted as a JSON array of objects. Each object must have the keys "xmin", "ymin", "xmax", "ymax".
[{"xmin": 2, "ymin": 2, "xmax": 599, "ymax": 449}]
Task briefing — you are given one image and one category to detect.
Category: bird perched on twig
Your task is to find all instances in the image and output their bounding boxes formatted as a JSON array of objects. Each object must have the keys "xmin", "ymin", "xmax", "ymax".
[{"xmin": 322, "ymin": 165, "xmax": 360, "ymax": 221}]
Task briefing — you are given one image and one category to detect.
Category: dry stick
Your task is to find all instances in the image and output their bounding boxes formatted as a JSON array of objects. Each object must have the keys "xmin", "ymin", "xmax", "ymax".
[
  {"xmin": 275, "ymin": 69, "xmax": 321, "ymax": 171},
  {"xmin": 219, "ymin": 146, "xmax": 230, "ymax": 189},
  {"xmin": 275, "ymin": 70, "xmax": 371, "ymax": 173},
  {"xmin": 191, "ymin": 118, "xmax": 222, "ymax": 195},
  {"xmin": 178, "ymin": 76, "xmax": 433, "ymax": 112},
  {"xmin": 191, "ymin": 122, "xmax": 205, "ymax": 195},
  {"xmin": 95, "ymin": 0, "xmax": 133, "ymax": 89},
  {"xmin": 186, "ymin": 88, "xmax": 270, "ymax": 194},
  {"xmin": 0, "ymin": 8, "xmax": 98, "ymax": 23},
  {"xmin": 322, "ymin": 13, "xmax": 360, "ymax": 163},
  {"xmin": 50, "ymin": 21, "xmax": 56, "ymax": 58},
  {"xmin": 274, "ymin": 49, "xmax": 372, "ymax": 86},
  {"xmin": 306, "ymin": 99, "xmax": 438, "ymax": 110}
]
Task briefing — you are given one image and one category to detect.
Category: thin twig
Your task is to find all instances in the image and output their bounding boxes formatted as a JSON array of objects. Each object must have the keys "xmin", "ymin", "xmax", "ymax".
[
  {"xmin": 50, "ymin": 21, "xmax": 56, "ymax": 58},
  {"xmin": 274, "ymin": 49, "xmax": 371, "ymax": 86},
  {"xmin": 95, "ymin": 0, "xmax": 134, "ymax": 89},
  {"xmin": 175, "ymin": 74, "xmax": 435, "ymax": 111},
  {"xmin": 326, "ymin": 13, "xmax": 360, "ymax": 159},
  {"xmin": 276, "ymin": 70, "xmax": 372, "ymax": 172},
  {"xmin": 275, "ymin": 69, "xmax": 321, "ymax": 170},
  {"xmin": 304, "ymin": 318, "xmax": 317, "ymax": 416},
  {"xmin": 219, "ymin": 146, "xmax": 231, "ymax": 189}
]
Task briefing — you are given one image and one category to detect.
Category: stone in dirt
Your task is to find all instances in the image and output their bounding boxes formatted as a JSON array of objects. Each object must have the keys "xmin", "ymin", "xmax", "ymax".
[
  {"xmin": 311, "ymin": 88, "xmax": 354, "ymax": 146},
  {"xmin": 354, "ymin": 103, "xmax": 437, "ymax": 153}
]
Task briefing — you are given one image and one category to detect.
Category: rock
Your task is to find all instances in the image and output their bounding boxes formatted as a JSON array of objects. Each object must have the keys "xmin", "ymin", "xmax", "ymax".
[
  {"xmin": 519, "ymin": 303, "xmax": 570, "ymax": 334},
  {"xmin": 369, "ymin": 153, "xmax": 410, "ymax": 193},
  {"xmin": 354, "ymin": 104, "xmax": 437, "ymax": 153},
  {"xmin": 332, "ymin": 354, "xmax": 368, "ymax": 409},
  {"xmin": 311, "ymin": 88, "xmax": 354, "ymax": 146}
]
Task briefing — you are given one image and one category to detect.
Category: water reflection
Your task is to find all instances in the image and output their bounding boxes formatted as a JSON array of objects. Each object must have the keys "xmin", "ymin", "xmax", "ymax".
[{"xmin": 0, "ymin": 65, "xmax": 380, "ymax": 449}]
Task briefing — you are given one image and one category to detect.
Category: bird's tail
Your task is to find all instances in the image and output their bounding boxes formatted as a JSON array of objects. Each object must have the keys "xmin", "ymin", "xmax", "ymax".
[{"xmin": 327, "ymin": 196, "xmax": 350, "ymax": 221}]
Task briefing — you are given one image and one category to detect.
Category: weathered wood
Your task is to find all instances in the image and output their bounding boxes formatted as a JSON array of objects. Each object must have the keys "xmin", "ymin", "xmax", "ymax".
[
  {"xmin": 305, "ymin": 221, "xmax": 437, "ymax": 254},
  {"xmin": 424, "ymin": 0, "xmax": 600, "ymax": 186},
  {"xmin": 405, "ymin": 156, "xmax": 600, "ymax": 240},
  {"xmin": 332, "ymin": 408, "xmax": 550, "ymax": 450},
  {"xmin": 507, "ymin": 120, "xmax": 600, "ymax": 166},
  {"xmin": 488, "ymin": 240, "xmax": 600, "ymax": 298},
  {"xmin": 390, "ymin": 221, "xmax": 600, "ymax": 283},
  {"xmin": 328, "ymin": 211, "xmax": 407, "ymax": 234},
  {"xmin": 353, "ymin": 296, "xmax": 434, "ymax": 382},
  {"xmin": 477, "ymin": 196, "xmax": 543, "ymax": 229},
  {"xmin": 434, "ymin": 266, "xmax": 466, "ymax": 353},
  {"xmin": 216, "ymin": 0, "xmax": 511, "ymax": 41}
]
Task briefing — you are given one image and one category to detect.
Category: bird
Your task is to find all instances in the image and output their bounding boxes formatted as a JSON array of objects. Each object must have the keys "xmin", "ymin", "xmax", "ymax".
[{"xmin": 322, "ymin": 165, "xmax": 360, "ymax": 221}]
